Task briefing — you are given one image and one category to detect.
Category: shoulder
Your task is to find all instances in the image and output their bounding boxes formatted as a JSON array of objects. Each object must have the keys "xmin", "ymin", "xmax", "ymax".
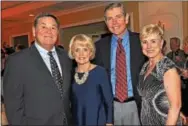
[
  {"xmin": 92, "ymin": 65, "xmax": 107, "ymax": 75},
  {"xmin": 91, "ymin": 66, "xmax": 109, "ymax": 82},
  {"xmin": 167, "ymin": 51, "xmax": 172, "ymax": 56},
  {"xmin": 6, "ymin": 48, "xmax": 30, "ymax": 62},
  {"xmin": 158, "ymin": 56, "xmax": 175, "ymax": 68},
  {"xmin": 95, "ymin": 35, "xmax": 112, "ymax": 47},
  {"xmin": 95, "ymin": 65, "xmax": 106, "ymax": 72},
  {"xmin": 129, "ymin": 31, "xmax": 140, "ymax": 37},
  {"xmin": 156, "ymin": 56, "xmax": 176, "ymax": 77},
  {"xmin": 56, "ymin": 47, "xmax": 72, "ymax": 66},
  {"xmin": 56, "ymin": 47, "xmax": 70, "ymax": 59},
  {"xmin": 5, "ymin": 48, "xmax": 31, "ymax": 71},
  {"xmin": 179, "ymin": 49, "xmax": 186, "ymax": 55},
  {"xmin": 179, "ymin": 49, "xmax": 184, "ymax": 53},
  {"xmin": 129, "ymin": 31, "xmax": 141, "ymax": 42}
]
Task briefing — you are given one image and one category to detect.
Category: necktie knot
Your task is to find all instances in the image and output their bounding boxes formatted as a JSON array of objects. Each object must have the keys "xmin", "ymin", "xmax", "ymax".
[
  {"xmin": 117, "ymin": 38, "xmax": 123, "ymax": 43},
  {"xmin": 48, "ymin": 51, "xmax": 53, "ymax": 57},
  {"xmin": 117, "ymin": 38, "xmax": 124, "ymax": 52}
]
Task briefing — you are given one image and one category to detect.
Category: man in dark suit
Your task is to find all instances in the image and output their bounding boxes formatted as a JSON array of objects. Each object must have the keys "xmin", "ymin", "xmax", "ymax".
[
  {"xmin": 167, "ymin": 37, "xmax": 186, "ymax": 68},
  {"xmin": 3, "ymin": 13, "xmax": 72, "ymax": 125},
  {"xmin": 94, "ymin": 2, "xmax": 146, "ymax": 125}
]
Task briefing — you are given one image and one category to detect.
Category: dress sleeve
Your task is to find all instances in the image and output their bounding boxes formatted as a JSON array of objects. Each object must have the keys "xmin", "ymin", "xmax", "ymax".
[
  {"xmin": 162, "ymin": 57, "xmax": 176, "ymax": 76},
  {"xmin": 99, "ymin": 68, "xmax": 113, "ymax": 123}
]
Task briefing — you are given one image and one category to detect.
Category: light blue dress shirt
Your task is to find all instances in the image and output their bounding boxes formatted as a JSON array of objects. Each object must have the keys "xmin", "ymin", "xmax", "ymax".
[
  {"xmin": 110, "ymin": 30, "xmax": 133, "ymax": 97},
  {"xmin": 35, "ymin": 42, "xmax": 62, "ymax": 76}
]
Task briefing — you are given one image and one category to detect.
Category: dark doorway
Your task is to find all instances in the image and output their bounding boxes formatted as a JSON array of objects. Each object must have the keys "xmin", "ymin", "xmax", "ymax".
[{"xmin": 13, "ymin": 35, "xmax": 29, "ymax": 48}]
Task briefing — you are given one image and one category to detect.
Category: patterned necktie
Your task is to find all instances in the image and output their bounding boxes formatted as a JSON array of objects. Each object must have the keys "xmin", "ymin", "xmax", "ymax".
[
  {"xmin": 115, "ymin": 38, "xmax": 128, "ymax": 102},
  {"xmin": 48, "ymin": 51, "xmax": 64, "ymax": 97},
  {"xmin": 48, "ymin": 51, "xmax": 67, "ymax": 125}
]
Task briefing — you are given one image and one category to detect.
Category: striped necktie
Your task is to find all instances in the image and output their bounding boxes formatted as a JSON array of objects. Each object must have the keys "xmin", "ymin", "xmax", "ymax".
[{"xmin": 115, "ymin": 38, "xmax": 128, "ymax": 102}]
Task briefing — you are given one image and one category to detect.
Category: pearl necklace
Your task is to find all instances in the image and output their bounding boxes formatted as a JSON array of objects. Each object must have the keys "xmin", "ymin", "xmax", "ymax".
[{"xmin": 74, "ymin": 64, "xmax": 91, "ymax": 85}]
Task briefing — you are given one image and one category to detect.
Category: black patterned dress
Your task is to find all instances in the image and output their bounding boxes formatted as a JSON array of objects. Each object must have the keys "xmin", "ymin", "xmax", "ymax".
[{"xmin": 137, "ymin": 56, "xmax": 182, "ymax": 125}]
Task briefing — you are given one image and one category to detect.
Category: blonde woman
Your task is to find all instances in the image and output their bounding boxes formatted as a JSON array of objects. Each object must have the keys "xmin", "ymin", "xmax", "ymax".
[
  {"xmin": 137, "ymin": 24, "xmax": 182, "ymax": 125},
  {"xmin": 68, "ymin": 34, "xmax": 113, "ymax": 126}
]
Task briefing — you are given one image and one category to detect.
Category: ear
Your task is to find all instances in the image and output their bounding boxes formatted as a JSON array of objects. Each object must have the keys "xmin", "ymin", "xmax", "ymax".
[
  {"xmin": 104, "ymin": 17, "xmax": 108, "ymax": 26},
  {"xmin": 125, "ymin": 13, "xmax": 129, "ymax": 25},
  {"xmin": 72, "ymin": 53, "xmax": 75, "ymax": 59},
  {"xmin": 89, "ymin": 51, "xmax": 93, "ymax": 60},
  {"xmin": 161, "ymin": 39, "xmax": 164, "ymax": 49},
  {"xmin": 32, "ymin": 26, "xmax": 36, "ymax": 37}
]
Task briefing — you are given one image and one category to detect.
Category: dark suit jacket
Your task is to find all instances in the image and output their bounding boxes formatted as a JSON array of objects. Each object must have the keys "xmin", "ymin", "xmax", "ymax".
[
  {"xmin": 94, "ymin": 31, "xmax": 146, "ymax": 115},
  {"xmin": 166, "ymin": 49, "xmax": 186, "ymax": 68},
  {"xmin": 3, "ymin": 45, "xmax": 72, "ymax": 125}
]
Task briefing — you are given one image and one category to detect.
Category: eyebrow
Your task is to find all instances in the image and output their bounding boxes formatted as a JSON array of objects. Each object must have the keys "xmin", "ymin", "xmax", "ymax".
[
  {"xmin": 145, "ymin": 38, "xmax": 159, "ymax": 40},
  {"xmin": 107, "ymin": 13, "xmax": 123, "ymax": 18},
  {"xmin": 39, "ymin": 22, "xmax": 57, "ymax": 27}
]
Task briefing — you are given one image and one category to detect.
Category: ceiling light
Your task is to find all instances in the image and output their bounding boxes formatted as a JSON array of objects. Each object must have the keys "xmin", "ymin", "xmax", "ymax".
[{"xmin": 29, "ymin": 14, "xmax": 34, "ymax": 17}]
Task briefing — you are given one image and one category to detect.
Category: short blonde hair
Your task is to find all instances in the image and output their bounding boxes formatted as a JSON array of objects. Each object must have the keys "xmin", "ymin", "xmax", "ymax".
[
  {"xmin": 68, "ymin": 34, "xmax": 96, "ymax": 60},
  {"xmin": 183, "ymin": 36, "xmax": 188, "ymax": 47},
  {"xmin": 140, "ymin": 24, "xmax": 164, "ymax": 41}
]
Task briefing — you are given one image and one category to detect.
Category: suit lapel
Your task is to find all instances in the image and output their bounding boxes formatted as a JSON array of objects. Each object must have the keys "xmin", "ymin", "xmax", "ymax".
[
  {"xmin": 30, "ymin": 45, "xmax": 55, "ymax": 87},
  {"xmin": 104, "ymin": 36, "xmax": 112, "ymax": 73},
  {"xmin": 129, "ymin": 31, "xmax": 140, "ymax": 88},
  {"xmin": 129, "ymin": 31, "xmax": 135, "ymax": 70}
]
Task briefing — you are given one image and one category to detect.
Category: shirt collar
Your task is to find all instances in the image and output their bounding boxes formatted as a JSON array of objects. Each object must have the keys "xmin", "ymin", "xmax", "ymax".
[
  {"xmin": 112, "ymin": 29, "xmax": 129, "ymax": 41},
  {"xmin": 35, "ymin": 41, "xmax": 56, "ymax": 55}
]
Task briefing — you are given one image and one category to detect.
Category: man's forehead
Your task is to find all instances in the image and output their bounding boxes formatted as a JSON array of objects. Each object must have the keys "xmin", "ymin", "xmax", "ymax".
[
  {"xmin": 106, "ymin": 7, "xmax": 123, "ymax": 14},
  {"xmin": 37, "ymin": 18, "xmax": 58, "ymax": 26}
]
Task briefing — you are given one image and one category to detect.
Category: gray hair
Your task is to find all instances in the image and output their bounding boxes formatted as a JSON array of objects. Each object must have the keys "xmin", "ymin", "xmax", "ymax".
[{"xmin": 104, "ymin": 2, "xmax": 126, "ymax": 20}]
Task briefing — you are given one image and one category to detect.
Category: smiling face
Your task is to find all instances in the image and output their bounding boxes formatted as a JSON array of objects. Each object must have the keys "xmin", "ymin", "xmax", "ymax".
[
  {"xmin": 170, "ymin": 38, "xmax": 180, "ymax": 52},
  {"xmin": 72, "ymin": 40, "xmax": 92, "ymax": 65},
  {"xmin": 32, "ymin": 16, "xmax": 59, "ymax": 51},
  {"xmin": 105, "ymin": 7, "xmax": 129, "ymax": 38},
  {"xmin": 141, "ymin": 34, "xmax": 163, "ymax": 59}
]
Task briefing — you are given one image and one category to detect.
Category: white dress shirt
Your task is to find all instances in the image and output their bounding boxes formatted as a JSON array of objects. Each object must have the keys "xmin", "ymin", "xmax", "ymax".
[{"xmin": 35, "ymin": 42, "xmax": 62, "ymax": 76}]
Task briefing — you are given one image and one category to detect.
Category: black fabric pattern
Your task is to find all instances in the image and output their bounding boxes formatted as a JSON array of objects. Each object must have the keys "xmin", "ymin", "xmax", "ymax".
[{"xmin": 138, "ymin": 56, "xmax": 182, "ymax": 125}]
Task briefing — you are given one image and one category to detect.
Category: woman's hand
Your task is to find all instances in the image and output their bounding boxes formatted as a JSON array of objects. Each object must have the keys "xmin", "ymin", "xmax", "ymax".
[{"xmin": 180, "ymin": 112, "xmax": 187, "ymax": 125}]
